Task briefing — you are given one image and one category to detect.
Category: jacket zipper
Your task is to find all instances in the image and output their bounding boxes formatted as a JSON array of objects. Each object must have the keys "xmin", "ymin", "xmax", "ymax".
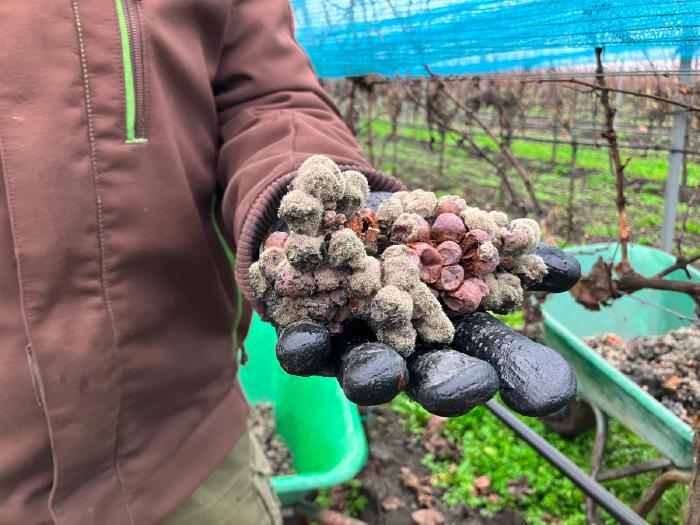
[{"xmin": 115, "ymin": 0, "xmax": 147, "ymax": 143}]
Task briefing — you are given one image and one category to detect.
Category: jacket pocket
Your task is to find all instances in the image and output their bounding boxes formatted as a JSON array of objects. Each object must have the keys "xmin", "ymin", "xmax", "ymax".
[{"xmin": 115, "ymin": 0, "xmax": 147, "ymax": 143}]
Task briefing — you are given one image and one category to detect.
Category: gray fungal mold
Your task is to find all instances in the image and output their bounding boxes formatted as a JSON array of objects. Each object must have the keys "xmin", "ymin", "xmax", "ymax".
[{"xmin": 251, "ymin": 155, "xmax": 547, "ymax": 352}]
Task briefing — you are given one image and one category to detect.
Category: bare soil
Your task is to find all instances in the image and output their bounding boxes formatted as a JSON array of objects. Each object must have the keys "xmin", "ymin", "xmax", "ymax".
[{"xmin": 351, "ymin": 404, "xmax": 525, "ymax": 525}]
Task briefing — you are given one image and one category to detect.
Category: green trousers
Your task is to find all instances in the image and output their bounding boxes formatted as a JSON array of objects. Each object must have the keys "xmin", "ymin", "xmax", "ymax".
[{"xmin": 163, "ymin": 430, "xmax": 283, "ymax": 525}]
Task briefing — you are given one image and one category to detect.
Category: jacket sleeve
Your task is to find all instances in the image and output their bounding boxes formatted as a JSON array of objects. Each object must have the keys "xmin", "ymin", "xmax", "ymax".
[{"xmin": 214, "ymin": 0, "xmax": 403, "ymax": 313}]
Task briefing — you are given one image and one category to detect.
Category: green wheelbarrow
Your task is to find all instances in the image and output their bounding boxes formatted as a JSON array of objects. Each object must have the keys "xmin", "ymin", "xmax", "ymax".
[
  {"xmin": 239, "ymin": 314, "xmax": 368, "ymax": 506},
  {"xmin": 540, "ymin": 243, "xmax": 697, "ymax": 518}
]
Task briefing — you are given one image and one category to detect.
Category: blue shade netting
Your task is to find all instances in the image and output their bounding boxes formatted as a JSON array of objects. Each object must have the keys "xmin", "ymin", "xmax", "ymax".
[{"xmin": 289, "ymin": 0, "xmax": 700, "ymax": 78}]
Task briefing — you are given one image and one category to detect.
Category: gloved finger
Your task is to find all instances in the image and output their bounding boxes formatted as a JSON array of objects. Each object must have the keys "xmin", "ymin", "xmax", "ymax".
[
  {"xmin": 336, "ymin": 341, "xmax": 409, "ymax": 406},
  {"xmin": 405, "ymin": 348, "xmax": 499, "ymax": 417},
  {"xmin": 453, "ymin": 312, "xmax": 577, "ymax": 416},
  {"xmin": 525, "ymin": 243, "xmax": 581, "ymax": 293},
  {"xmin": 275, "ymin": 320, "xmax": 334, "ymax": 377}
]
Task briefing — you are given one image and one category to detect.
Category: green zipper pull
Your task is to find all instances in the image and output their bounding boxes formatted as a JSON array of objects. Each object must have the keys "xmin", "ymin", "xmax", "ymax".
[{"xmin": 116, "ymin": 0, "xmax": 147, "ymax": 143}]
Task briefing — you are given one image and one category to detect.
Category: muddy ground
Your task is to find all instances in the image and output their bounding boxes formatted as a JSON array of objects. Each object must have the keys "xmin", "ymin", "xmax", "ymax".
[{"xmin": 322, "ymin": 404, "xmax": 526, "ymax": 525}]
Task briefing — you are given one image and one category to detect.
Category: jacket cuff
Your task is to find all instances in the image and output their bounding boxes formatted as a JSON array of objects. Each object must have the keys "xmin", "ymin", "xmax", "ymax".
[{"xmin": 235, "ymin": 165, "xmax": 406, "ymax": 316}]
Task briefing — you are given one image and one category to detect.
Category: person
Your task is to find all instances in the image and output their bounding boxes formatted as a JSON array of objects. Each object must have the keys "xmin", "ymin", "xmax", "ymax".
[{"xmin": 0, "ymin": 1, "xmax": 578, "ymax": 523}]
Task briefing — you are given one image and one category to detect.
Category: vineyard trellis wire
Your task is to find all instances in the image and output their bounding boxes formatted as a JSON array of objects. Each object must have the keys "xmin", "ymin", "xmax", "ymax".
[{"xmin": 321, "ymin": 58, "xmax": 700, "ymax": 316}]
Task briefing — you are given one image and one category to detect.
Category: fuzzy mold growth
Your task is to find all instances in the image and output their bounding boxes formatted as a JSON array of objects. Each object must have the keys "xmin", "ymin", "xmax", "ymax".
[{"xmin": 251, "ymin": 155, "xmax": 547, "ymax": 352}]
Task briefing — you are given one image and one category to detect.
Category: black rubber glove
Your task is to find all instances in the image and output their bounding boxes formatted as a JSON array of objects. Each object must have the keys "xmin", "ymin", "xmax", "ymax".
[{"xmin": 264, "ymin": 195, "xmax": 581, "ymax": 417}]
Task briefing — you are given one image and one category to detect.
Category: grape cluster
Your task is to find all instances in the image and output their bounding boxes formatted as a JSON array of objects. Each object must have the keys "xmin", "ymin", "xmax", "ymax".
[
  {"xmin": 377, "ymin": 191, "xmax": 548, "ymax": 316},
  {"xmin": 249, "ymin": 155, "xmax": 548, "ymax": 355}
]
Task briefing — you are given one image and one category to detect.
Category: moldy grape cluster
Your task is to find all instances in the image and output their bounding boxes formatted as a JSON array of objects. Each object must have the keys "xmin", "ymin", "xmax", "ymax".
[{"xmin": 249, "ymin": 155, "xmax": 548, "ymax": 356}]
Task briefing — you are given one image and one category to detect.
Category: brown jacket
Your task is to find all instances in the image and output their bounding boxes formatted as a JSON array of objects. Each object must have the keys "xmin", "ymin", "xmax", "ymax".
[{"xmin": 0, "ymin": 1, "xmax": 401, "ymax": 523}]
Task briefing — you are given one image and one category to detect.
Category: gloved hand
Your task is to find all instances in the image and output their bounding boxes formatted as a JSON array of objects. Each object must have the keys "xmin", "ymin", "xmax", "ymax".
[{"xmin": 260, "ymin": 188, "xmax": 581, "ymax": 418}]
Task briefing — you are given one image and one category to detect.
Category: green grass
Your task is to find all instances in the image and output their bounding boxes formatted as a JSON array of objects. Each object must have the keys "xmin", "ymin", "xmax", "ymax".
[
  {"xmin": 392, "ymin": 395, "xmax": 688, "ymax": 525},
  {"xmin": 369, "ymin": 119, "xmax": 700, "ymax": 187},
  {"xmin": 314, "ymin": 479, "xmax": 368, "ymax": 518},
  {"xmin": 365, "ymin": 120, "xmax": 700, "ymax": 257}
]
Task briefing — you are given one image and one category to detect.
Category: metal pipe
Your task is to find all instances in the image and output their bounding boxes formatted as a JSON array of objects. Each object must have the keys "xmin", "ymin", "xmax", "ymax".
[{"xmin": 485, "ymin": 400, "xmax": 647, "ymax": 525}]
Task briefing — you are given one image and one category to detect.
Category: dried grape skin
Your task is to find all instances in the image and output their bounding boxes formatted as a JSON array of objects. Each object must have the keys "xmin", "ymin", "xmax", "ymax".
[
  {"xmin": 390, "ymin": 213, "xmax": 431, "ymax": 244},
  {"xmin": 278, "ymin": 189, "xmax": 324, "ymax": 235},
  {"xmin": 360, "ymin": 208, "xmax": 378, "ymax": 224},
  {"xmin": 274, "ymin": 263, "xmax": 316, "ymax": 298},
  {"xmin": 436, "ymin": 240, "xmax": 462, "ymax": 266},
  {"xmin": 475, "ymin": 241, "xmax": 500, "ymax": 277},
  {"xmin": 443, "ymin": 277, "xmax": 489, "ymax": 315},
  {"xmin": 321, "ymin": 210, "xmax": 346, "ymax": 231},
  {"xmin": 264, "ymin": 231, "xmax": 289, "ymax": 249},
  {"xmin": 349, "ymin": 296, "xmax": 373, "ymax": 320},
  {"xmin": 462, "ymin": 229, "xmax": 500, "ymax": 278},
  {"xmin": 330, "ymin": 287, "xmax": 348, "ymax": 305},
  {"xmin": 410, "ymin": 242, "xmax": 443, "ymax": 284},
  {"xmin": 435, "ymin": 195, "xmax": 467, "ymax": 217},
  {"xmin": 430, "ymin": 213, "xmax": 466, "ymax": 243},
  {"xmin": 440, "ymin": 265, "xmax": 465, "ymax": 292}
]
